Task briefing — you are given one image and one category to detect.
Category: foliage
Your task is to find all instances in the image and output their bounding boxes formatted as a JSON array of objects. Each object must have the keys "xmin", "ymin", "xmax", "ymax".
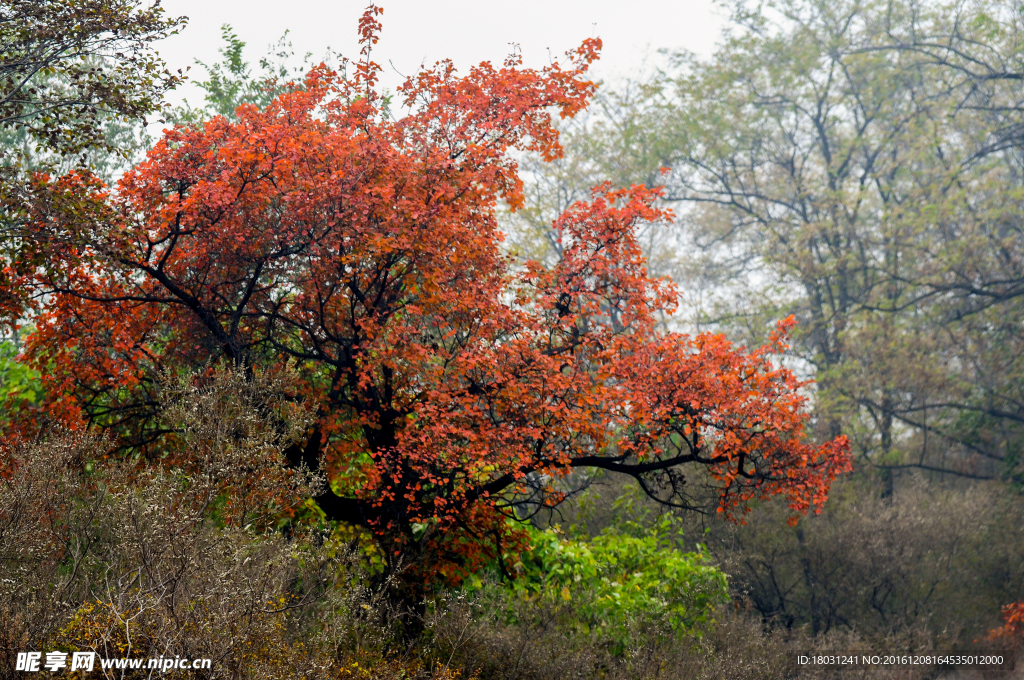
[
  {"xmin": 13, "ymin": 7, "xmax": 850, "ymax": 587},
  {"xmin": 507, "ymin": 517, "xmax": 729, "ymax": 646},
  {"xmin": 512, "ymin": 0, "xmax": 1024, "ymax": 486},
  {"xmin": 425, "ymin": 588, "xmax": 961, "ymax": 680},
  {"xmin": 169, "ymin": 23, "xmax": 336, "ymax": 125},
  {"xmin": 0, "ymin": 0, "xmax": 185, "ymax": 330},
  {"xmin": 1, "ymin": 4, "xmax": 1020, "ymax": 676},
  {"xmin": 0, "ymin": 336, "xmax": 38, "ymax": 422},
  {"xmin": 696, "ymin": 477, "xmax": 1024, "ymax": 638},
  {"xmin": 0, "ymin": 98, "xmax": 153, "ymax": 183},
  {"xmin": 0, "ymin": 0, "xmax": 184, "ymax": 155},
  {"xmin": 0, "ymin": 367, "xmax": 363, "ymax": 679},
  {"xmin": 989, "ymin": 602, "xmax": 1024, "ymax": 646},
  {"xmin": 0, "ymin": 407, "xmax": 990, "ymax": 680}
]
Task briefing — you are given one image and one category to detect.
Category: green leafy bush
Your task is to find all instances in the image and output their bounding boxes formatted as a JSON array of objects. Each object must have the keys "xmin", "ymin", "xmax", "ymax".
[
  {"xmin": 0, "ymin": 338, "xmax": 40, "ymax": 421},
  {"xmin": 492, "ymin": 515, "xmax": 728, "ymax": 648}
]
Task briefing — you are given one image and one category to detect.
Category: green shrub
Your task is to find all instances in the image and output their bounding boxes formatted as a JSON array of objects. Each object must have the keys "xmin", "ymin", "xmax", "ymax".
[{"xmin": 469, "ymin": 515, "xmax": 728, "ymax": 652}]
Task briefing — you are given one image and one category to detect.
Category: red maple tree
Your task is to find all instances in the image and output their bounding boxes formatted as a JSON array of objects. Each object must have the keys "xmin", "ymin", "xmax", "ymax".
[{"xmin": 15, "ymin": 7, "xmax": 850, "ymax": 581}]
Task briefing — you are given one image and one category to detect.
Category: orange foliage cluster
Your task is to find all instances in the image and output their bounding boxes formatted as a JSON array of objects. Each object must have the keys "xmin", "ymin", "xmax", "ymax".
[
  {"xmin": 11, "ymin": 6, "xmax": 850, "ymax": 581},
  {"xmin": 990, "ymin": 602, "xmax": 1024, "ymax": 643}
]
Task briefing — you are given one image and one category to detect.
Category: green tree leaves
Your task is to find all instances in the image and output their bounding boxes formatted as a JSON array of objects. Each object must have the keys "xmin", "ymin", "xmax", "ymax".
[
  {"xmin": 0, "ymin": 0, "xmax": 184, "ymax": 155},
  {"xmin": 503, "ymin": 517, "xmax": 729, "ymax": 648}
]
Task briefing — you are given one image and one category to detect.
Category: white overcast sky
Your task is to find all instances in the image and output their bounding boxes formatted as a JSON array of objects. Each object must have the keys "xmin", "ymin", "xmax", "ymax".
[{"xmin": 153, "ymin": 1, "xmax": 729, "ymax": 110}]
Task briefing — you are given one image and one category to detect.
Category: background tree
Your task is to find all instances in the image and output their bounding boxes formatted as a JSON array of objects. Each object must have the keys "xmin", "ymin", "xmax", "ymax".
[
  {"xmin": 168, "ymin": 23, "xmax": 337, "ymax": 125},
  {"xmin": 0, "ymin": 0, "xmax": 186, "ymax": 329},
  {"xmin": 0, "ymin": 0, "xmax": 184, "ymax": 155},
  {"xmin": 513, "ymin": 0, "xmax": 1024, "ymax": 485}
]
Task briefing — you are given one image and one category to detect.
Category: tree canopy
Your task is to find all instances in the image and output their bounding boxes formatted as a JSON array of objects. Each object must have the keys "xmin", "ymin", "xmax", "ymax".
[
  {"xmin": 0, "ymin": 0, "xmax": 184, "ymax": 155},
  {"xmin": 12, "ymin": 7, "xmax": 850, "ymax": 582}
]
